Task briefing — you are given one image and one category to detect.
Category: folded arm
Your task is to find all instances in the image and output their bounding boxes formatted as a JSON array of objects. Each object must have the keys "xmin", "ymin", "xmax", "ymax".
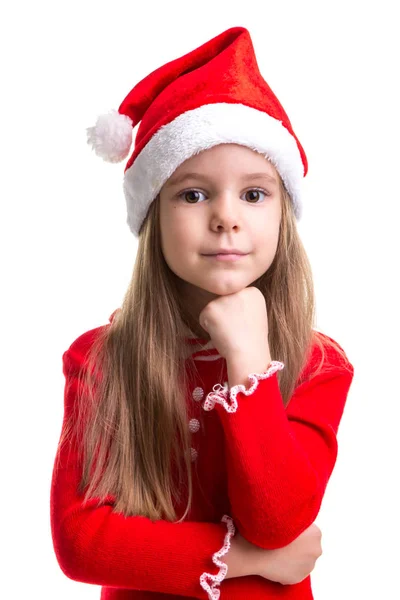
[{"xmin": 204, "ymin": 343, "xmax": 354, "ymax": 550}]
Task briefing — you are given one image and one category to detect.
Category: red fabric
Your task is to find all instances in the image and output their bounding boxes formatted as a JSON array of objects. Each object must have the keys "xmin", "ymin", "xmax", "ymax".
[
  {"xmin": 118, "ymin": 26, "xmax": 308, "ymax": 178},
  {"xmin": 50, "ymin": 309, "xmax": 354, "ymax": 599}
]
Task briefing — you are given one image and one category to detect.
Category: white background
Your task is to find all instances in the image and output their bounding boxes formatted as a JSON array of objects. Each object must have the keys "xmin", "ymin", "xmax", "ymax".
[{"xmin": 1, "ymin": 1, "xmax": 399, "ymax": 598}]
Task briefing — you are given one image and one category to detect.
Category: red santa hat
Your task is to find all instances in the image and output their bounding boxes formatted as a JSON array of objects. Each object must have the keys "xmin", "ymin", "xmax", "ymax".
[{"xmin": 87, "ymin": 26, "xmax": 308, "ymax": 237}]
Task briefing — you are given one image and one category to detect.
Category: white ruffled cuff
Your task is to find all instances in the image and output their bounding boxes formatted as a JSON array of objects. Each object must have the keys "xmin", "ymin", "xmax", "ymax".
[
  {"xmin": 202, "ymin": 361, "xmax": 284, "ymax": 413},
  {"xmin": 199, "ymin": 515, "xmax": 236, "ymax": 600}
]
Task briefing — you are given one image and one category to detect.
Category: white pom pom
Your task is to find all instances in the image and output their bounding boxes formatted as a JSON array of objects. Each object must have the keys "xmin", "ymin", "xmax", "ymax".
[{"xmin": 86, "ymin": 109, "xmax": 133, "ymax": 163}]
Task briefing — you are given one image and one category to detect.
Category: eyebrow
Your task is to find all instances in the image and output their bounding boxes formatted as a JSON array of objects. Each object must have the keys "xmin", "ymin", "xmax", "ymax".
[{"xmin": 165, "ymin": 171, "xmax": 278, "ymax": 188}]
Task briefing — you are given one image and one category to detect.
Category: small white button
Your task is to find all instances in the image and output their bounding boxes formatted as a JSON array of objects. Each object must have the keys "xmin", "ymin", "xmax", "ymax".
[
  {"xmin": 189, "ymin": 418, "xmax": 200, "ymax": 433},
  {"xmin": 190, "ymin": 448, "xmax": 198, "ymax": 462},
  {"xmin": 192, "ymin": 387, "xmax": 204, "ymax": 402}
]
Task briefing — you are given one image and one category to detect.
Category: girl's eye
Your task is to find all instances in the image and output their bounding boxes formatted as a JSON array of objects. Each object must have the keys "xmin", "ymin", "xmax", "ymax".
[
  {"xmin": 179, "ymin": 190, "xmax": 206, "ymax": 203},
  {"xmin": 244, "ymin": 189, "xmax": 268, "ymax": 203},
  {"xmin": 178, "ymin": 188, "xmax": 269, "ymax": 204}
]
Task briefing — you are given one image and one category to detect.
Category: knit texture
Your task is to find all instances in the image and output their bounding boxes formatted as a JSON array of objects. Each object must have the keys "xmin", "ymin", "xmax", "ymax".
[{"xmin": 50, "ymin": 309, "xmax": 354, "ymax": 599}]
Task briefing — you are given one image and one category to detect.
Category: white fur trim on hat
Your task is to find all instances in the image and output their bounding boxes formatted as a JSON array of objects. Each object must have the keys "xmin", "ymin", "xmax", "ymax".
[
  {"xmin": 87, "ymin": 109, "xmax": 133, "ymax": 163},
  {"xmin": 123, "ymin": 103, "xmax": 304, "ymax": 236}
]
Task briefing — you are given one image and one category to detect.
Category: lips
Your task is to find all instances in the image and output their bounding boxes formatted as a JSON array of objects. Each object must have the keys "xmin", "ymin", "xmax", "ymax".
[
  {"xmin": 205, "ymin": 251, "xmax": 246, "ymax": 256},
  {"xmin": 203, "ymin": 253, "xmax": 246, "ymax": 262}
]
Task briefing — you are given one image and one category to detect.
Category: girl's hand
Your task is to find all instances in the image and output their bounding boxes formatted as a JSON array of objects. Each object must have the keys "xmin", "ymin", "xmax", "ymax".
[
  {"xmin": 254, "ymin": 523, "xmax": 323, "ymax": 585},
  {"xmin": 198, "ymin": 287, "xmax": 269, "ymax": 361}
]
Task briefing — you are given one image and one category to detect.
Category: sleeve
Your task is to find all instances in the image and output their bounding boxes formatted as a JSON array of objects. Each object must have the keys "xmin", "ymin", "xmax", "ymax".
[
  {"xmin": 50, "ymin": 340, "xmax": 236, "ymax": 600},
  {"xmin": 202, "ymin": 342, "xmax": 354, "ymax": 550}
]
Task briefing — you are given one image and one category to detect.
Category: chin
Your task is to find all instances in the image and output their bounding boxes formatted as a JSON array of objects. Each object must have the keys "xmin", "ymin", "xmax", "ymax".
[{"xmin": 197, "ymin": 279, "xmax": 251, "ymax": 296}]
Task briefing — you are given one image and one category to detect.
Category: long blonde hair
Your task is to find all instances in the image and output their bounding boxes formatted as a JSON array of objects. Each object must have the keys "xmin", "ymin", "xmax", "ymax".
[{"xmin": 56, "ymin": 175, "xmax": 351, "ymax": 523}]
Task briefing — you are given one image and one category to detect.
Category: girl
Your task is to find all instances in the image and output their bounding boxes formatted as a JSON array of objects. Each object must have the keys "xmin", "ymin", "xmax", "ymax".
[{"xmin": 50, "ymin": 26, "xmax": 354, "ymax": 600}]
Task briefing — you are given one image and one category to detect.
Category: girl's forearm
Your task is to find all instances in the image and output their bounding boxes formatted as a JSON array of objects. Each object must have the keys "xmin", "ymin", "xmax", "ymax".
[{"xmin": 224, "ymin": 533, "xmax": 262, "ymax": 578}]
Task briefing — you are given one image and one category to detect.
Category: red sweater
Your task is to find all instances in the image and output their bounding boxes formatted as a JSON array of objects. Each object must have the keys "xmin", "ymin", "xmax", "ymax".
[{"xmin": 50, "ymin": 309, "xmax": 354, "ymax": 600}]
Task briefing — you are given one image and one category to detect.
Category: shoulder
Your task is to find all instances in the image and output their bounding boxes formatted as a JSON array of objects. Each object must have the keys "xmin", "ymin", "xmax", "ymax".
[
  {"xmin": 315, "ymin": 330, "xmax": 354, "ymax": 368},
  {"xmin": 62, "ymin": 310, "xmax": 117, "ymax": 375},
  {"xmin": 299, "ymin": 329, "xmax": 354, "ymax": 385}
]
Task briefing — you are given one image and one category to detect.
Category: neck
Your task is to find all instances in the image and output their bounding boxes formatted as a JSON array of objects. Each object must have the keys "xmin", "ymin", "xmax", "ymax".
[
  {"xmin": 177, "ymin": 281, "xmax": 216, "ymax": 341},
  {"xmin": 183, "ymin": 314, "xmax": 210, "ymax": 340}
]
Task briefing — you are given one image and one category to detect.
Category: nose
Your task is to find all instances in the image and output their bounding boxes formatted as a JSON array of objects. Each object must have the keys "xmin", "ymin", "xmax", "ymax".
[{"xmin": 209, "ymin": 192, "xmax": 241, "ymax": 229}]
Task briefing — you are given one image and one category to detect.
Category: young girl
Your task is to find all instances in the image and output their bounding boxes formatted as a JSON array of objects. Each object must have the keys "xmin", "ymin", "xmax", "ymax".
[{"xmin": 50, "ymin": 26, "xmax": 354, "ymax": 600}]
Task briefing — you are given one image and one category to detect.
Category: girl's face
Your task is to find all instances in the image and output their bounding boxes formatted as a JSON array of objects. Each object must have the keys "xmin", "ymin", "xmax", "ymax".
[{"xmin": 159, "ymin": 143, "xmax": 282, "ymax": 310}]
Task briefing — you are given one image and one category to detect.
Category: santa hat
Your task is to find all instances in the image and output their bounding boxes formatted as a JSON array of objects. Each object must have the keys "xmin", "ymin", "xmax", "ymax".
[{"xmin": 87, "ymin": 26, "xmax": 308, "ymax": 237}]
